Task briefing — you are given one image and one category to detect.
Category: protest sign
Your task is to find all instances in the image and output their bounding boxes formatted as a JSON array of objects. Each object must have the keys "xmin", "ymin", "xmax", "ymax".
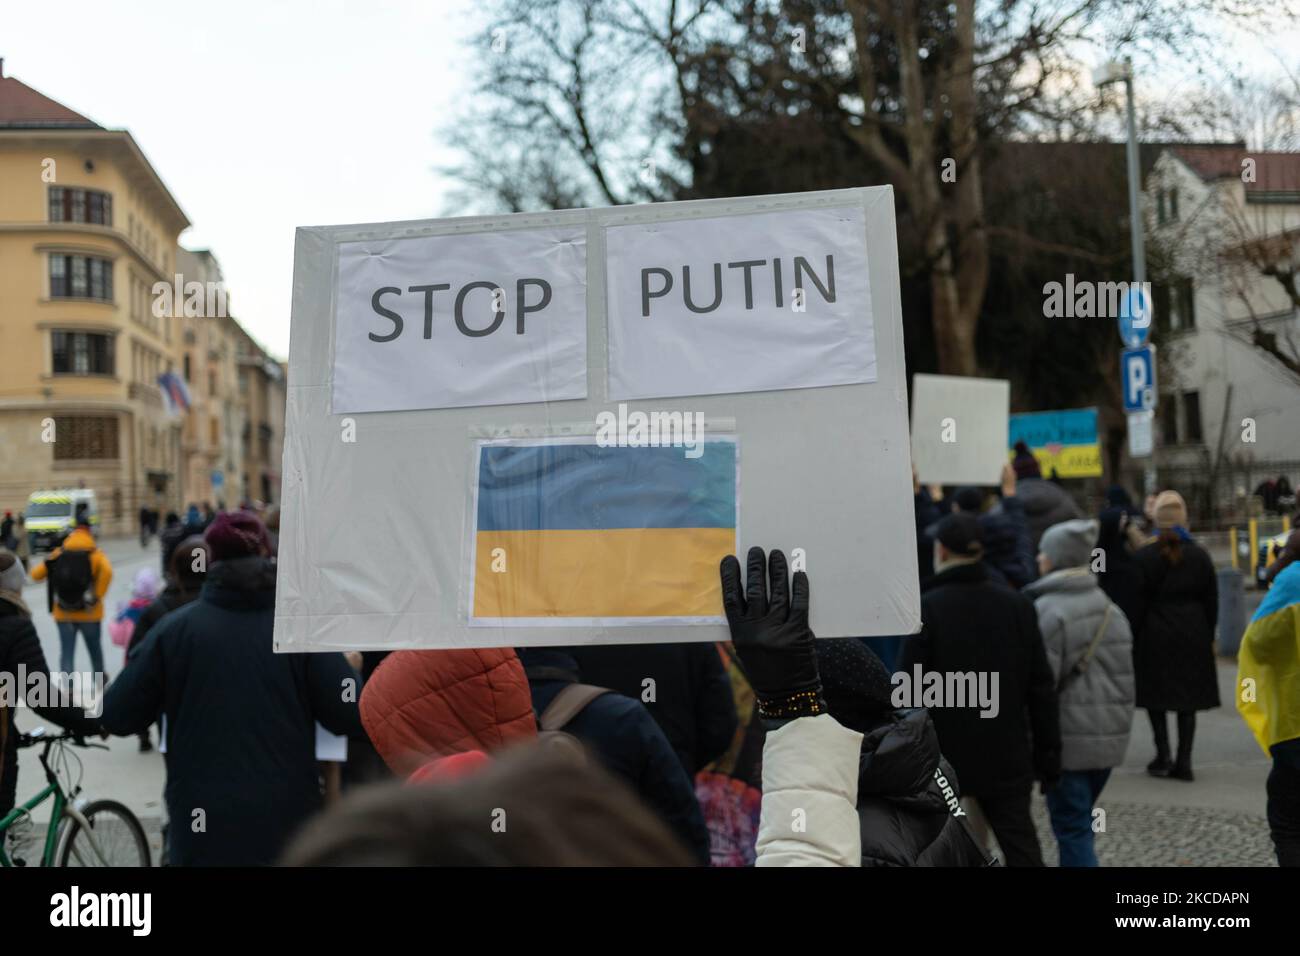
[
  {"xmin": 1008, "ymin": 407, "xmax": 1102, "ymax": 478},
  {"xmin": 275, "ymin": 188, "xmax": 919, "ymax": 652},
  {"xmin": 606, "ymin": 206, "xmax": 876, "ymax": 399},
  {"xmin": 910, "ymin": 374, "xmax": 1010, "ymax": 485}
]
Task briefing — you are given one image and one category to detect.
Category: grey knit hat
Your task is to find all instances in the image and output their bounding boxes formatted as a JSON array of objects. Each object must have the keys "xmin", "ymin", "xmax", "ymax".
[{"xmin": 1039, "ymin": 519, "xmax": 1099, "ymax": 571}]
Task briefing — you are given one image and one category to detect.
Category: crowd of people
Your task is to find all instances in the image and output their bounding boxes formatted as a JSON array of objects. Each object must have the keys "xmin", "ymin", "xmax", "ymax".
[{"xmin": 0, "ymin": 454, "xmax": 1297, "ymax": 867}]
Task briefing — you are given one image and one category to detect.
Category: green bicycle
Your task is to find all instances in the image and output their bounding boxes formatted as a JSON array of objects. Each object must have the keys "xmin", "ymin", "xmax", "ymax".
[{"xmin": 0, "ymin": 728, "xmax": 150, "ymax": 867}]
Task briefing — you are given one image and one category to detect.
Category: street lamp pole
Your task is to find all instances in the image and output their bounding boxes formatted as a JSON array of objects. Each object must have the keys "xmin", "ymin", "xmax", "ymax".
[
  {"xmin": 1121, "ymin": 59, "xmax": 1147, "ymax": 287},
  {"xmin": 1097, "ymin": 56, "xmax": 1157, "ymax": 498}
]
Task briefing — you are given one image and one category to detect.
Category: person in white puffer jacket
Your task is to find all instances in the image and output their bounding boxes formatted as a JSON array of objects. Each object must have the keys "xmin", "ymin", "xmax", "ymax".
[
  {"xmin": 1023, "ymin": 519, "xmax": 1135, "ymax": 868},
  {"xmin": 720, "ymin": 546, "xmax": 865, "ymax": 867}
]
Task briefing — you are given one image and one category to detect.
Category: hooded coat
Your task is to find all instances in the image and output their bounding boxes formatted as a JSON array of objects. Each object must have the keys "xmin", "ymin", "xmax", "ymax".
[
  {"xmin": 1016, "ymin": 478, "xmax": 1084, "ymax": 552},
  {"xmin": 360, "ymin": 648, "xmax": 537, "ymax": 775},
  {"xmin": 855, "ymin": 708, "xmax": 990, "ymax": 866},
  {"xmin": 1024, "ymin": 568, "xmax": 1135, "ymax": 771},
  {"xmin": 101, "ymin": 556, "xmax": 362, "ymax": 866}
]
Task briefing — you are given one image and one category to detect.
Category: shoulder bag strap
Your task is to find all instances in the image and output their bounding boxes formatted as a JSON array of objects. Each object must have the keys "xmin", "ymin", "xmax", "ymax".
[
  {"xmin": 539, "ymin": 683, "xmax": 614, "ymax": 732},
  {"xmin": 1057, "ymin": 603, "xmax": 1113, "ymax": 693}
]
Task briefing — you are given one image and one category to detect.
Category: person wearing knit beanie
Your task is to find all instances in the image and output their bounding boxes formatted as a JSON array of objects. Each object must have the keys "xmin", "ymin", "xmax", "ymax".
[
  {"xmin": 814, "ymin": 638, "xmax": 895, "ymax": 735},
  {"xmin": 1012, "ymin": 441, "xmax": 1042, "ymax": 480},
  {"xmin": 1038, "ymin": 519, "xmax": 1099, "ymax": 573},
  {"xmin": 203, "ymin": 510, "xmax": 272, "ymax": 562},
  {"xmin": 1151, "ymin": 490, "xmax": 1189, "ymax": 531},
  {"xmin": 1132, "ymin": 487, "xmax": 1218, "ymax": 782}
]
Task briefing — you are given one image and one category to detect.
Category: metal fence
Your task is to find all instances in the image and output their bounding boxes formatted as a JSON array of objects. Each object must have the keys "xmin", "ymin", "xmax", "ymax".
[{"xmin": 1154, "ymin": 458, "xmax": 1300, "ymax": 529}]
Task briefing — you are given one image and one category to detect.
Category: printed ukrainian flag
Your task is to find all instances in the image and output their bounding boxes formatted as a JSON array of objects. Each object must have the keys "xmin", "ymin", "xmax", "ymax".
[{"xmin": 470, "ymin": 439, "xmax": 737, "ymax": 623}]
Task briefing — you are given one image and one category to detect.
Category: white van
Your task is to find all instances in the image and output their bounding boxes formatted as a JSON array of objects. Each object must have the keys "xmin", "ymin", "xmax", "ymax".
[{"xmin": 25, "ymin": 489, "xmax": 99, "ymax": 553}]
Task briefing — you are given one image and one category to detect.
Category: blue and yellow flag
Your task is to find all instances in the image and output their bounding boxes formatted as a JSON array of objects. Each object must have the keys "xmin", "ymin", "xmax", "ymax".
[
  {"xmin": 1237, "ymin": 562, "xmax": 1300, "ymax": 753},
  {"xmin": 470, "ymin": 440, "xmax": 737, "ymax": 622}
]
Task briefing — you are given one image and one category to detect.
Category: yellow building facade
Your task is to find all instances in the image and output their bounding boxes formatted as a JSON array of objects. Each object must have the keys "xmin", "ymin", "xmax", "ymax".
[
  {"xmin": 0, "ymin": 70, "xmax": 188, "ymax": 535},
  {"xmin": 1, "ymin": 68, "xmax": 287, "ymax": 536}
]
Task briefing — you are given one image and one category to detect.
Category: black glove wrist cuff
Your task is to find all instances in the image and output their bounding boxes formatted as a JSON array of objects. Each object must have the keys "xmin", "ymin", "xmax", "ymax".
[{"xmin": 755, "ymin": 688, "xmax": 828, "ymax": 721}]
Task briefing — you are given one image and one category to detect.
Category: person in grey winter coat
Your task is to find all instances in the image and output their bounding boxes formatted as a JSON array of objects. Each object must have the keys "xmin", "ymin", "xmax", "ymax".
[
  {"xmin": 1012, "ymin": 442, "xmax": 1084, "ymax": 551},
  {"xmin": 1024, "ymin": 519, "xmax": 1135, "ymax": 867}
]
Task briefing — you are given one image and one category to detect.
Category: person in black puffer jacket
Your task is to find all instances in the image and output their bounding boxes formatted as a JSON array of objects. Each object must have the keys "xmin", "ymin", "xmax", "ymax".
[
  {"xmin": 1, "ymin": 550, "xmax": 101, "ymax": 818},
  {"xmin": 816, "ymin": 638, "xmax": 990, "ymax": 867}
]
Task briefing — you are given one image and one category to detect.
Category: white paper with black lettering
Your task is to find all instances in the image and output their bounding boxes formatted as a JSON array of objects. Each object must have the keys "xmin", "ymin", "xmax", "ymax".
[
  {"xmin": 333, "ymin": 226, "xmax": 587, "ymax": 414},
  {"xmin": 605, "ymin": 206, "xmax": 876, "ymax": 400}
]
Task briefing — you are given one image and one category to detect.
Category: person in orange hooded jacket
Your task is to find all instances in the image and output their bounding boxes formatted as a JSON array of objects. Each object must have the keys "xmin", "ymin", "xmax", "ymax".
[
  {"xmin": 30, "ymin": 521, "xmax": 113, "ymax": 675},
  {"xmin": 360, "ymin": 647, "xmax": 538, "ymax": 777}
]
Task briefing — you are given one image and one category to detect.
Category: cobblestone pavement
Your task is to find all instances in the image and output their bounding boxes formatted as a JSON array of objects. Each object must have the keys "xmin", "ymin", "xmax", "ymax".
[{"xmin": 1029, "ymin": 800, "xmax": 1277, "ymax": 867}]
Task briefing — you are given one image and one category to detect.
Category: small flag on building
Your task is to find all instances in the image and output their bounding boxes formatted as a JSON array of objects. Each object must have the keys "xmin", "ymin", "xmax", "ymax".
[{"xmin": 157, "ymin": 372, "xmax": 192, "ymax": 415}]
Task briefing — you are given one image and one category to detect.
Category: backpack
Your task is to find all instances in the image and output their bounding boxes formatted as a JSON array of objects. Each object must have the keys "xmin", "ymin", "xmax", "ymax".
[
  {"xmin": 50, "ymin": 550, "xmax": 94, "ymax": 611},
  {"xmin": 531, "ymin": 680, "xmax": 614, "ymax": 764}
]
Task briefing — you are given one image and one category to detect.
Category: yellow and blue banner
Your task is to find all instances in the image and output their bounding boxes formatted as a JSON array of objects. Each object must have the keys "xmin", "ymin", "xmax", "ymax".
[
  {"xmin": 1237, "ymin": 562, "xmax": 1300, "ymax": 754},
  {"xmin": 1008, "ymin": 407, "xmax": 1101, "ymax": 479},
  {"xmin": 469, "ymin": 438, "xmax": 738, "ymax": 624}
]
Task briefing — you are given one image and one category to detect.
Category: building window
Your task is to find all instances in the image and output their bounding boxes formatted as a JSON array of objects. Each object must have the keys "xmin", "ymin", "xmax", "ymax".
[
  {"xmin": 1172, "ymin": 277, "xmax": 1195, "ymax": 330},
  {"xmin": 48, "ymin": 187, "xmax": 113, "ymax": 226},
  {"xmin": 1183, "ymin": 390, "xmax": 1203, "ymax": 444},
  {"xmin": 183, "ymin": 354, "xmax": 192, "ymax": 382},
  {"xmin": 53, "ymin": 416, "xmax": 119, "ymax": 460},
  {"xmin": 51, "ymin": 331, "xmax": 115, "ymax": 376},
  {"xmin": 1154, "ymin": 277, "xmax": 1196, "ymax": 334},
  {"xmin": 50, "ymin": 254, "xmax": 113, "ymax": 301},
  {"xmin": 1156, "ymin": 187, "xmax": 1179, "ymax": 226},
  {"xmin": 1160, "ymin": 396, "xmax": 1178, "ymax": 445}
]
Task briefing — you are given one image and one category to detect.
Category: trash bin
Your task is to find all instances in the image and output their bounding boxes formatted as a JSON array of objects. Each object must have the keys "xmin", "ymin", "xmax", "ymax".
[{"xmin": 1217, "ymin": 567, "xmax": 1246, "ymax": 658}]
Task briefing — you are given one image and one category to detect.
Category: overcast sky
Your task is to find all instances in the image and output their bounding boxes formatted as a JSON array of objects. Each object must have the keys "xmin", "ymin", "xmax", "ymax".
[
  {"xmin": 6, "ymin": 0, "xmax": 480, "ymax": 357},
  {"xmin": 6, "ymin": 2, "xmax": 1298, "ymax": 358}
]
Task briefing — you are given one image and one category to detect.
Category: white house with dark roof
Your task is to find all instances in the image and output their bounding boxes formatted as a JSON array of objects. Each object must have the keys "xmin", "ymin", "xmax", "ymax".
[{"xmin": 1144, "ymin": 145, "xmax": 1300, "ymax": 509}]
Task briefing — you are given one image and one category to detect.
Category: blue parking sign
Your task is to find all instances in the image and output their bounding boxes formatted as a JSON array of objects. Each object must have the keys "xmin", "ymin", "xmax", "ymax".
[
  {"xmin": 1118, "ymin": 286, "xmax": 1153, "ymax": 348},
  {"xmin": 1121, "ymin": 346, "xmax": 1156, "ymax": 412}
]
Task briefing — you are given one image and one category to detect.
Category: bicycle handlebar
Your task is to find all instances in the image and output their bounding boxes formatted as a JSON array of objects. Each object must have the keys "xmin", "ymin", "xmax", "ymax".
[{"xmin": 15, "ymin": 729, "xmax": 99, "ymax": 750}]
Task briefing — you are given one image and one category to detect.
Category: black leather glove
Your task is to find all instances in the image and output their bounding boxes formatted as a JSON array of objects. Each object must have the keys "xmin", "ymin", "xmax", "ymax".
[{"xmin": 719, "ymin": 547, "xmax": 824, "ymax": 719}]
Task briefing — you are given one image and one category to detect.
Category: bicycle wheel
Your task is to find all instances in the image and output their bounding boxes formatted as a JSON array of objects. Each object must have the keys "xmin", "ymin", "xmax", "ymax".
[{"xmin": 57, "ymin": 800, "xmax": 151, "ymax": 867}]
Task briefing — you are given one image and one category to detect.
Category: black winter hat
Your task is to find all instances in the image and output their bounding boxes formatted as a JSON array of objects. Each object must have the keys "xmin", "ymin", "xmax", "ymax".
[
  {"xmin": 952, "ymin": 486, "xmax": 985, "ymax": 514},
  {"xmin": 935, "ymin": 512, "xmax": 983, "ymax": 557},
  {"xmin": 815, "ymin": 638, "xmax": 894, "ymax": 734}
]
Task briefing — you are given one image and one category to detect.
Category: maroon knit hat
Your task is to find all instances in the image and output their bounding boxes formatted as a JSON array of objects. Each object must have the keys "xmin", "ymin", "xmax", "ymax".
[
  {"xmin": 1012, "ymin": 440, "xmax": 1041, "ymax": 479},
  {"xmin": 204, "ymin": 510, "xmax": 271, "ymax": 562}
]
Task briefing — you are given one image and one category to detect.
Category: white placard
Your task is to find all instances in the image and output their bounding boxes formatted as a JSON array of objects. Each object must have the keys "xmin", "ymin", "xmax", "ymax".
[
  {"xmin": 605, "ymin": 206, "xmax": 876, "ymax": 400},
  {"xmin": 332, "ymin": 226, "xmax": 588, "ymax": 414},
  {"xmin": 277, "ymin": 189, "xmax": 920, "ymax": 652},
  {"xmin": 910, "ymin": 373, "xmax": 1010, "ymax": 485}
]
